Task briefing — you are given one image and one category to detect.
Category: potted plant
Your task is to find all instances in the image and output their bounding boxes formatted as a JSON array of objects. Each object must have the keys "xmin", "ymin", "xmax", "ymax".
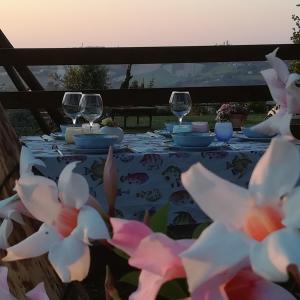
[
  {"xmin": 99, "ymin": 117, "xmax": 124, "ymax": 143},
  {"xmin": 216, "ymin": 102, "xmax": 249, "ymax": 128}
]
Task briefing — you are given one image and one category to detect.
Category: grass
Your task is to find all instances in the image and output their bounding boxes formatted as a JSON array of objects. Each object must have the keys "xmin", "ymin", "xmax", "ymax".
[
  {"xmin": 9, "ymin": 110, "xmax": 267, "ymax": 135},
  {"xmin": 112, "ymin": 113, "xmax": 266, "ymax": 133}
]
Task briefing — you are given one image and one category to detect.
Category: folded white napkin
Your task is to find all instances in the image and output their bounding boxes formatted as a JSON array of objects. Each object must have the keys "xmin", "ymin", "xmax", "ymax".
[{"xmin": 251, "ymin": 113, "xmax": 292, "ymax": 137}]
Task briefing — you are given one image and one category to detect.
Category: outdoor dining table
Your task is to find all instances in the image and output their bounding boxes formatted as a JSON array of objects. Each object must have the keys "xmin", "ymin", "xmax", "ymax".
[{"xmin": 21, "ymin": 132, "xmax": 271, "ymax": 227}]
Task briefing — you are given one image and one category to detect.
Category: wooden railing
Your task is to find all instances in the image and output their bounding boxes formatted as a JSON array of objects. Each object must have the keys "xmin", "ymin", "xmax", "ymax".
[{"xmin": 1, "ymin": 30, "xmax": 300, "ymax": 132}]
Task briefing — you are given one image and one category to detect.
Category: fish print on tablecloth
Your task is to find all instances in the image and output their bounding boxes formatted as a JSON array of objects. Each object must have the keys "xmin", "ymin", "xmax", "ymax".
[
  {"xmin": 116, "ymin": 153, "xmax": 135, "ymax": 163},
  {"xmin": 115, "ymin": 209, "xmax": 124, "ymax": 218},
  {"xmin": 162, "ymin": 166, "xmax": 181, "ymax": 188},
  {"xmin": 136, "ymin": 188, "xmax": 161, "ymax": 202},
  {"xmin": 120, "ymin": 173, "xmax": 149, "ymax": 184},
  {"xmin": 201, "ymin": 150, "xmax": 228, "ymax": 160},
  {"xmin": 226, "ymin": 153, "xmax": 252, "ymax": 179},
  {"xmin": 169, "ymin": 190, "xmax": 194, "ymax": 205},
  {"xmin": 168, "ymin": 152, "xmax": 190, "ymax": 159},
  {"xmin": 172, "ymin": 211, "xmax": 197, "ymax": 225},
  {"xmin": 84, "ymin": 159, "xmax": 105, "ymax": 185},
  {"xmin": 117, "ymin": 189, "xmax": 131, "ymax": 196},
  {"xmin": 139, "ymin": 154, "xmax": 163, "ymax": 170}
]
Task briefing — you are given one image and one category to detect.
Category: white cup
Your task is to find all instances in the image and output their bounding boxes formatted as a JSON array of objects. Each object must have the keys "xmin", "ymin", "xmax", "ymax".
[
  {"xmin": 81, "ymin": 123, "xmax": 100, "ymax": 133},
  {"xmin": 65, "ymin": 127, "xmax": 85, "ymax": 144}
]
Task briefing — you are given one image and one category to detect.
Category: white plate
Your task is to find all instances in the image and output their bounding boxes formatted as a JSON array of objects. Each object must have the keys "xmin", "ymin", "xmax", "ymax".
[
  {"xmin": 235, "ymin": 134, "xmax": 272, "ymax": 142},
  {"xmin": 50, "ymin": 132, "xmax": 65, "ymax": 140},
  {"xmin": 154, "ymin": 130, "xmax": 172, "ymax": 138}
]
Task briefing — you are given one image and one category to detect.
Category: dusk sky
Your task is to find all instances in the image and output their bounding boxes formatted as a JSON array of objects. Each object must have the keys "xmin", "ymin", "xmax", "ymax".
[{"xmin": 1, "ymin": 0, "xmax": 300, "ymax": 48}]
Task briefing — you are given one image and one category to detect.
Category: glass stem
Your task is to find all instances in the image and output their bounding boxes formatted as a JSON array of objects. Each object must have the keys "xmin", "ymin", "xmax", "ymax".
[
  {"xmin": 89, "ymin": 122, "xmax": 93, "ymax": 133},
  {"xmin": 179, "ymin": 117, "xmax": 183, "ymax": 125},
  {"xmin": 72, "ymin": 118, "xmax": 76, "ymax": 126}
]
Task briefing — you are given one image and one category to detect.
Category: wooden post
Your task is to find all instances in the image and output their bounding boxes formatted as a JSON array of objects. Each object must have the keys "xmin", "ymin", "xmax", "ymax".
[
  {"xmin": 0, "ymin": 29, "xmax": 64, "ymax": 131},
  {"xmin": 0, "ymin": 102, "xmax": 65, "ymax": 299}
]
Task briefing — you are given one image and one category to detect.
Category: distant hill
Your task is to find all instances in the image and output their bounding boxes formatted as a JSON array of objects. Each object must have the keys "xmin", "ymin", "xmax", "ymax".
[{"xmin": 0, "ymin": 61, "xmax": 273, "ymax": 91}]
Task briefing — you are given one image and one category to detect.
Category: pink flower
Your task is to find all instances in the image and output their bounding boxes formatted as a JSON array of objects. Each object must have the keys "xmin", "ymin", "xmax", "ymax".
[
  {"xmin": 0, "ymin": 266, "xmax": 49, "ymax": 300},
  {"xmin": 192, "ymin": 266, "xmax": 295, "ymax": 300},
  {"xmin": 109, "ymin": 218, "xmax": 194, "ymax": 300},
  {"xmin": 180, "ymin": 137, "xmax": 300, "ymax": 295},
  {"xmin": 3, "ymin": 162, "xmax": 109, "ymax": 282}
]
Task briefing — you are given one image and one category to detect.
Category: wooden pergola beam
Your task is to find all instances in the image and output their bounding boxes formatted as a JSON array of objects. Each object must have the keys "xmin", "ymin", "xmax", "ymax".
[
  {"xmin": 0, "ymin": 85, "xmax": 272, "ymax": 109},
  {"xmin": 0, "ymin": 44, "xmax": 299, "ymax": 66},
  {"xmin": 0, "ymin": 30, "xmax": 64, "ymax": 131}
]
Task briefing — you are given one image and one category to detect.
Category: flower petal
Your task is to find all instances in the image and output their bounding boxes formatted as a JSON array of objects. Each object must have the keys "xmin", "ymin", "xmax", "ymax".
[
  {"xmin": 181, "ymin": 222, "xmax": 251, "ymax": 293},
  {"xmin": 286, "ymin": 73, "xmax": 300, "ymax": 114},
  {"xmin": 3, "ymin": 223, "xmax": 61, "ymax": 261},
  {"xmin": 283, "ymin": 186, "xmax": 300, "ymax": 228},
  {"xmin": 181, "ymin": 163, "xmax": 250, "ymax": 226},
  {"xmin": 251, "ymin": 113, "xmax": 284, "ymax": 137},
  {"xmin": 265, "ymin": 48, "xmax": 290, "ymax": 84},
  {"xmin": 129, "ymin": 233, "xmax": 187, "ymax": 279},
  {"xmin": 0, "ymin": 194, "xmax": 19, "ymax": 212},
  {"xmin": 261, "ymin": 68, "xmax": 287, "ymax": 108},
  {"xmin": 250, "ymin": 228, "xmax": 300, "ymax": 282},
  {"xmin": 48, "ymin": 235, "xmax": 90, "ymax": 282},
  {"xmin": 15, "ymin": 175, "xmax": 60, "ymax": 224},
  {"xmin": 0, "ymin": 219, "xmax": 13, "ymax": 249},
  {"xmin": 0, "ymin": 267, "xmax": 9, "ymax": 292},
  {"xmin": 249, "ymin": 137, "xmax": 300, "ymax": 205},
  {"xmin": 129, "ymin": 270, "xmax": 168, "ymax": 300},
  {"xmin": 0, "ymin": 267, "xmax": 14, "ymax": 300},
  {"xmin": 0, "ymin": 195, "xmax": 25, "ymax": 225},
  {"xmin": 20, "ymin": 146, "xmax": 46, "ymax": 177},
  {"xmin": 26, "ymin": 282, "xmax": 49, "ymax": 300},
  {"xmin": 191, "ymin": 267, "xmax": 237, "ymax": 300},
  {"xmin": 58, "ymin": 162, "xmax": 89, "ymax": 209},
  {"xmin": 72, "ymin": 205, "xmax": 109, "ymax": 244},
  {"xmin": 109, "ymin": 218, "xmax": 152, "ymax": 256},
  {"xmin": 225, "ymin": 268, "xmax": 296, "ymax": 300}
]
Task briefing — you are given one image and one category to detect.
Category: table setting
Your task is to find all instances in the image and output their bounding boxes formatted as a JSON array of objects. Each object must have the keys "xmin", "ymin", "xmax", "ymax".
[
  {"xmin": 20, "ymin": 91, "xmax": 281, "ymax": 227},
  {"xmin": 19, "ymin": 52, "xmax": 300, "ymax": 227}
]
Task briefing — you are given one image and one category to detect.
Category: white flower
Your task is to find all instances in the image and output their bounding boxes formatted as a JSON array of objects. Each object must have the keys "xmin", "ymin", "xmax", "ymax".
[
  {"xmin": 180, "ymin": 137, "xmax": 300, "ymax": 294},
  {"xmin": 0, "ymin": 146, "xmax": 46, "ymax": 249},
  {"xmin": 3, "ymin": 162, "xmax": 109, "ymax": 283},
  {"xmin": 0, "ymin": 266, "xmax": 49, "ymax": 300},
  {"xmin": 252, "ymin": 48, "xmax": 300, "ymax": 137}
]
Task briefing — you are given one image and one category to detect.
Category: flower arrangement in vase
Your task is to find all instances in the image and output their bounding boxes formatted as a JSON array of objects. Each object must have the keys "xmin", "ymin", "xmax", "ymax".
[
  {"xmin": 99, "ymin": 117, "xmax": 124, "ymax": 143},
  {"xmin": 216, "ymin": 102, "xmax": 249, "ymax": 128}
]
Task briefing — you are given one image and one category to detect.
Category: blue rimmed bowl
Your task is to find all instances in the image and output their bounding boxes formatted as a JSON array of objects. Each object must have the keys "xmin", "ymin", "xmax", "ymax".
[
  {"xmin": 172, "ymin": 132, "xmax": 215, "ymax": 147},
  {"xmin": 73, "ymin": 134, "xmax": 119, "ymax": 149}
]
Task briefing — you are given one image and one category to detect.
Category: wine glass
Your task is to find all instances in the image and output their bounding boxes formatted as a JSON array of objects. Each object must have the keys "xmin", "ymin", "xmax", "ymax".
[
  {"xmin": 214, "ymin": 122, "xmax": 233, "ymax": 145},
  {"xmin": 62, "ymin": 92, "xmax": 82, "ymax": 125},
  {"xmin": 169, "ymin": 91, "xmax": 192, "ymax": 124},
  {"xmin": 79, "ymin": 94, "xmax": 103, "ymax": 131}
]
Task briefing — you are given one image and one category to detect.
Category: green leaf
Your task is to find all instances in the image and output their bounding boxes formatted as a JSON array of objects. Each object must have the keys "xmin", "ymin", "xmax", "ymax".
[
  {"xmin": 119, "ymin": 271, "xmax": 140, "ymax": 286},
  {"xmin": 113, "ymin": 247, "xmax": 129, "ymax": 260},
  {"xmin": 159, "ymin": 279, "xmax": 189, "ymax": 299},
  {"xmin": 192, "ymin": 222, "xmax": 211, "ymax": 238},
  {"xmin": 149, "ymin": 203, "xmax": 170, "ymax": 233}
]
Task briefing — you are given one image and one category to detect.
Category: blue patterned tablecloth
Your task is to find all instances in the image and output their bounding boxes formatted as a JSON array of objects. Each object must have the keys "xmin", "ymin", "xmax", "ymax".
[{"xmin": 21, "ymin": 133, "xmax": 271, "ymax": 225}]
